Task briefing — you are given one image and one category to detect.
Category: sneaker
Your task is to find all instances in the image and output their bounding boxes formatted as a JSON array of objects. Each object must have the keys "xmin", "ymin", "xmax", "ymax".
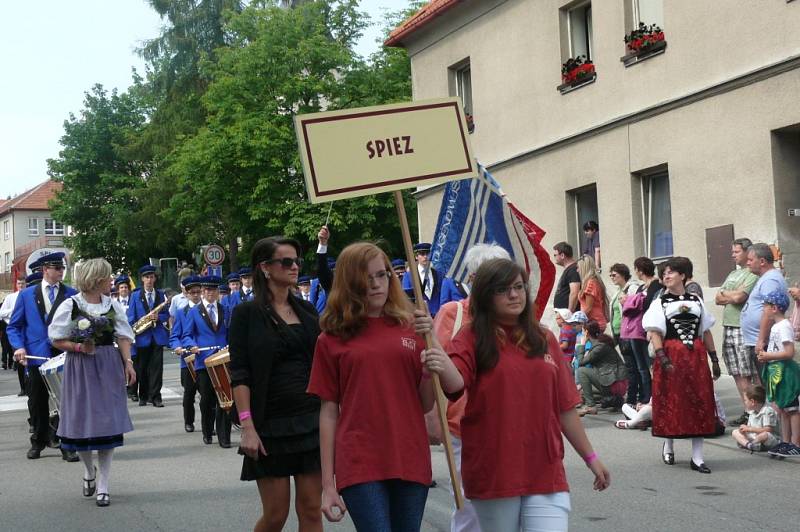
[
  {"xmin": 768, "ymin": 442, "xmax": 791, "ymax": 456},
  {"xmin": 772, "ymin": 443, "xmax": 800, "ymax": 457},
  {"xmin": 727, "ymin": 412, "xmax": 749, "ymax": 427}
]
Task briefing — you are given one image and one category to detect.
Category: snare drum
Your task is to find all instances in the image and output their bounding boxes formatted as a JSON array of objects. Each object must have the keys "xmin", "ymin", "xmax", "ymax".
[
  {"xmin": 39, "ymin": 353, "xmax": 66, "ymax": 416},
  {"xmin": 205, "ymin": 348, "xmax": 233, "ymax": 411},
  {"xmin": 184, "ymin": 353, "xmax": 197, "ymax": 383}
]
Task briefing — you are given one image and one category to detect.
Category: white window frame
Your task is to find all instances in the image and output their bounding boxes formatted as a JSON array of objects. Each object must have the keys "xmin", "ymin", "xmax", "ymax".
[
  {"xmin": 641, "ymin": 171, "xmax": 673, "ymax": 259},
  {"xmin": 44, "ymin": 218, "xmax": 65, "ymax": 236},
  {"xmin": 28, "ymin": 217, "xmax": 39, "ymax": 237},
  {"xmin": 4, "ymin": 252, "xmax": 10, "ymax": 273},
  {"xmin": 2, "ymin": 220, "xmax": 8, "ymax": 241},
  {"xmin": 567, "ymin": 1, "xmax": 593, "ymax": 60},
  {"xmin": 632, "ymin": 0, "xmax": 663, "ymax": 28},
  {"xmin": 455, "ymin": 64, "xmax": 473, "ymax": 116}
]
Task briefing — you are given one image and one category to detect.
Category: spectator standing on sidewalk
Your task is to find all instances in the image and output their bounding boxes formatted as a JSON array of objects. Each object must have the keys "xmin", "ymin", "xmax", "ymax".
[
  {"xmin": 552, "ymin": 242, "xmax": 581, "ymax": 312},
  {"xmin": 741, "ymin": 243, "xmax": 787, "ymax": 376},
  {"xmin": 581, "ymin": 221, "xmax": 601, "ymax": 270},
  {"xmin": 576, "ymin": 255, "xmax": 609, "ymax": 332},
  {"xmin": 714, "ymin": 238, "xmax": 759, "ymax": 427}
]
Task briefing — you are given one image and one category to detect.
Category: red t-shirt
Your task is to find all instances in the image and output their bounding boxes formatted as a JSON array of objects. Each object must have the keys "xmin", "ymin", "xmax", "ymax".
[
  {"xmin": 447, "ymin": 326, "xmax": 580, "ymax": 500},
  {"xmin": 307, "ymin": 317, "xmax": 432, "ymax": 491}
]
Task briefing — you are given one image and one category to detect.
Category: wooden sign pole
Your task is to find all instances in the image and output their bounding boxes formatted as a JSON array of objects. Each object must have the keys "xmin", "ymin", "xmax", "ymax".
[{"xmin": 393, "ymin": 190, "xmax": 464, "ymax": 510}]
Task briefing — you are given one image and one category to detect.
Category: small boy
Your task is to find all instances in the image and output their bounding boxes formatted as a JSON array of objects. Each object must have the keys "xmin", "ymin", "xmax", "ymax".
[
  {"xmin": 731, "ymin": 384, "xmax": 779, "ymax": 452},
  {"xmin": 555, "ymin": 308, "xmax": 577, "ymax": 364},
  {"xmin": 757, "ymin": 289, "xmax": 800, "ymax": 457}
]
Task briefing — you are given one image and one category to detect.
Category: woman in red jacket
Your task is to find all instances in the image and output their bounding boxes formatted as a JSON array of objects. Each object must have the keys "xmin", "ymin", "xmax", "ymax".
[{"xmin": 424, "ymin": 258, "xmax": 610, "ymax": 531}]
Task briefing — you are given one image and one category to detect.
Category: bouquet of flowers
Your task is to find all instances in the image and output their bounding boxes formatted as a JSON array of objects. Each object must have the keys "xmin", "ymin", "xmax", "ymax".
[
  {"xmin": 69, "ymin": 308, "xmax": 116, "ymax": 352},
  {"xmin": 561, "ymin": 56, "xmax": 595, "ymax": 85},
  {"xmin": 624, "ymin": 22, "xmax": 665, "ymax": 54}
]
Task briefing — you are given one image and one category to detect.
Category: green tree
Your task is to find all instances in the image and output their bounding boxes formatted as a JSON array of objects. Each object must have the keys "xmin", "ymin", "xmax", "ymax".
[
  {"xmin": 167, "ymin": 0, "xmax": 419, "ymax": 267},
  {"xmin": 47, "ymin": 85, "xmax": 149, "ymax": 269}
]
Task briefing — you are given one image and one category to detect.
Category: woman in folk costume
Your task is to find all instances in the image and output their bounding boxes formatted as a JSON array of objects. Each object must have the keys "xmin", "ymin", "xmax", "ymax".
[
  {"xmin": 642, "ymin": 257, "xmax": 721, "ymax": 474},
  {"xmin": 48, "ymin": 258, "xmax": 136, "ymax": 507}
]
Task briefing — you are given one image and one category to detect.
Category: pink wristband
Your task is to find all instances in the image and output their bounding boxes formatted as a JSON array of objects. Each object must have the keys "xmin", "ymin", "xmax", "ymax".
[
  {"xmin": 239, "ymin": 410, "xmax": 252, "ymax": 422},
  {"xmin": 583, "ymin": 451, "xmax": 598, "ymax": 465}
]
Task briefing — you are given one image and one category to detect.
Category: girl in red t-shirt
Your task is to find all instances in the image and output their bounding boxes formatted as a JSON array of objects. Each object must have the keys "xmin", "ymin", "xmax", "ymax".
[
  {"xmin": 424, "ymin": 258, "xmax": 610, "ymax": 531},
  {"xmin": 308, "ymin": 242, "xmax": 436, "ymax": 531}
]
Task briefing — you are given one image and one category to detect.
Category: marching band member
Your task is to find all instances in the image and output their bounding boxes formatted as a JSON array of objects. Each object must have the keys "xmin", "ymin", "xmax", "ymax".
[
  {"xmin": 169, "ymin": 275, "xmax": 202, "ymax": 433},
  {"xmin": 239, "ymin": 267, "xmax": 255, "ymax": 301},
  {"xmin": 402, "ymin": 242, "xmax": 444, "ymax": 316},
  {"xmin": 227, "ymin": 272, "xmax": 241, "ymax": 297},
  {"xmin": 113, "ymin": 275, "xmax": 138, "ymax": 402},
  {"xmin": 229, "ymin": 236, "xmax": 323, "ymax": 532},
  {"xmin": 127, "ymin": 265, "xmax": 170, "ymax": 408},
  {"xmin": 391, "ymin": 259, "xmax": 407, "ymax": 281},
  {"xmin": 182, "ymin": 275, "xmax": 232, "ymax": 448},
  {"xmin": 8, "ymin": 252, "xmax": 80, "ymax": 461},
  {"xmin": 168, "ymin": 270, "xmax": 192, "ymax": 328},
  {"xmin": 48, "ymin": 258, "xmax": 136, "ymax": 507},
  {"xmin": 1, "ymin": 277, "xmax": 26, "ymax": 371},
  {"xmin": 114, "ymin": 275, "xmax": 132, "ymax": 313},
  {"xmin": 297, "ymin": 276, "xmax": 312, "ymax": 302}
]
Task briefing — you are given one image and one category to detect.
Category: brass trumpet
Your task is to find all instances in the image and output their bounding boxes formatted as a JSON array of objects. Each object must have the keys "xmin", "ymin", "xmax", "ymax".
[{"xmin": 133, "ymin": 300, "xmax": 169, "ymax": 335}]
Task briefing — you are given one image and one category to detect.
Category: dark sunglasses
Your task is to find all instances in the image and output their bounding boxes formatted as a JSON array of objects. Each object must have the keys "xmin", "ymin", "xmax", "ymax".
[
  {"xmin": 45, "ymin": 264, "xmax": 65, "ymax": 270},
  {"xmin": 263, "ymin": 257, "xmax": 304, "ymax": 269}
]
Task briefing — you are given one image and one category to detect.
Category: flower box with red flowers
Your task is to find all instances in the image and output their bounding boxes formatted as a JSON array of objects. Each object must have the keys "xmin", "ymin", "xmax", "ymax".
[
  {"xmin": 559, "ymin": 56, "xmax": 596, "ymax": 92},
  {"xmin": 621, "ymin": 23, "xmax": 667, "ymax": 66}
]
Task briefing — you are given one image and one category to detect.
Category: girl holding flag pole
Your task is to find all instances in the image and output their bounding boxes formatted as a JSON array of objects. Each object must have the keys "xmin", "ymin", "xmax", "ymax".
[{"xmin": 422, "ymin": 258, "xmax": 610, "ymax": 532}]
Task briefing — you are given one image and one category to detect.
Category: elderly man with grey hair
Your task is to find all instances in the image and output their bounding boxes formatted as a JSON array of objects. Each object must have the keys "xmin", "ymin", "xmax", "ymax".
[
  {"xmin": 432, "ymin": 243, "xmax": 511, "ymax": 532},
  {"xmin": 741, "ymin": 242, "xmax": 788, "ymax": 375}
]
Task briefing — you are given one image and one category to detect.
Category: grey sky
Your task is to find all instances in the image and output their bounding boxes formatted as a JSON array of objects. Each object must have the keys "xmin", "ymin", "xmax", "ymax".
[{"xmin": 0, "ymin": 0, "xmax": 411, "ymax": 199}]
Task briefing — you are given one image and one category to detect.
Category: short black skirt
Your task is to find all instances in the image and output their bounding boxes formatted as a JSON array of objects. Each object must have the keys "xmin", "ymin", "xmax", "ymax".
[
  {"xmin": 240, "ymin": 447, "xmax": 321, "ymax": 481},
  {"xmin": 240, "ymin": 412, "xmax": 320, "ymax": 481}
]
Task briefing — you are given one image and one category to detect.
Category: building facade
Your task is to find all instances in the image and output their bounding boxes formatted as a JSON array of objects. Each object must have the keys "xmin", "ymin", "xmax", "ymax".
[
  {"xmin": 387, "ymin": 0, "xmax": 800, "ymax": 309},
  {"xmin": 0, "ymin": 180, "xmax": 68, "ymax": 288}
]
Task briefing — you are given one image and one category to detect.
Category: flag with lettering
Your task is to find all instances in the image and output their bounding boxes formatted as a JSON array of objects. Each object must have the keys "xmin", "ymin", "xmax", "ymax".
[{"xmin": 429, "ymin": 164, "xmax": 555, "ymax": 318}]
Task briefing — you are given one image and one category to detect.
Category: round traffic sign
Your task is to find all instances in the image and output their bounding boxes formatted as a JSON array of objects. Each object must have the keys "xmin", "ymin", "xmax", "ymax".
[{"xmin": 204, "ymin": 244, "xmax": 225, "ymax": 266}]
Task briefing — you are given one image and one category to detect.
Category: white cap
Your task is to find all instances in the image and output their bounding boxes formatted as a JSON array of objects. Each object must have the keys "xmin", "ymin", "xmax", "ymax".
[{"xmin": 554, "ymin": 308, "xmax": 572, "ymax": 322}]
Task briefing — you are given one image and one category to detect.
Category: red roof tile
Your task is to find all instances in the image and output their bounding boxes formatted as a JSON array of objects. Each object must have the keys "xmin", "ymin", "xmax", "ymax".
[
  {"xmin": 385, "ymin": 0, "xmax": 463, "ymax": 47},
  {"xmin": 0, "ymin": 180, "xmax": 62, "ymax": 216}
]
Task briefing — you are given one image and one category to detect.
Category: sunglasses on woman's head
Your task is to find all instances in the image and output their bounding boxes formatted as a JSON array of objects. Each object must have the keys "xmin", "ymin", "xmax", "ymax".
[{"xmin": 263, "ymin": 257, "xmax": 304, "ymax": 269}]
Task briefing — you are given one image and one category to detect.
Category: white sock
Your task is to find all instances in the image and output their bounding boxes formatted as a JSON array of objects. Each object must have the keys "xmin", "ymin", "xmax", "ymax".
[
  {"xmin": 96, "ymin": 449, "xmax": 114, "ymax": 495},
  {"xmin": 77, "ymin": 451, "xmax": 94, "ymax": 480},
  {"xmin": 691, "ymin": 438, "xmax": 704, "ymax": 464},
  {"xmin": 663, "ymin": 438, "xmax": 674, "ymax": 455}
]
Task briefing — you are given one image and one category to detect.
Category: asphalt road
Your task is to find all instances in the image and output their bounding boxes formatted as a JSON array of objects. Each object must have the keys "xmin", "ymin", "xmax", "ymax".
[{"xmin": 0, "ymin": 358, "xmax": 797, "ymax": 532}]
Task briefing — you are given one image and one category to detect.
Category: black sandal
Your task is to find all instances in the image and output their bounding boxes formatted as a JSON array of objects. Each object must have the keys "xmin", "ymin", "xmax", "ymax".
[
  {"xmin": 83, "ymin": 467, "xmax": 97, "ymax": 497},
  {"xmin": 96, "ymin": 493, "xmax": 110, "ymax": 507}
]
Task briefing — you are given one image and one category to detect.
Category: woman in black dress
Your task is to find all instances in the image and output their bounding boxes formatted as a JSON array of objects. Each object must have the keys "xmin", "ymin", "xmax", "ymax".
[{"xmin": 229, "ymin": 236, "xmax": 323, "ymax": 532}]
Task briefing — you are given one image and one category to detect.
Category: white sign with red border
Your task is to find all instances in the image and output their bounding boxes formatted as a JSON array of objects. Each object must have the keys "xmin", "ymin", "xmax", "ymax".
[{"xmin": 204, "ymin": 245, "xmax": 225, "ymax": 266}]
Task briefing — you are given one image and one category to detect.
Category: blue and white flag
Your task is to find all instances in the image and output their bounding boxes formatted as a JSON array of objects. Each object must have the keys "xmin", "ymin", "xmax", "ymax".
[{"xmin": 429, "ymin": 164, "xmax": 555, "ymax": 316}]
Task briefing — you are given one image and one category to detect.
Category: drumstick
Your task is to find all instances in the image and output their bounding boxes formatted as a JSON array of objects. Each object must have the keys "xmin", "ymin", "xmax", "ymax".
[{"xmin": 25, "ymin": 355, "xmax": 50, "ymax": 361}]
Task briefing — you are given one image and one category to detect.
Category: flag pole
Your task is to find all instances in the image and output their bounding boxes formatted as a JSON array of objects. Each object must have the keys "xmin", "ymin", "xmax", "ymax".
[{"xmin": 393, "ymin": 190, "xmax": 464, "ymax": 510}]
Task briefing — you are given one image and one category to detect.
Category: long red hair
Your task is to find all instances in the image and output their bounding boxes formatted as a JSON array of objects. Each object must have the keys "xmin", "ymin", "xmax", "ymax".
[{"xmin": 320, "ymin": 242, "xmax": 413, "ymax": 340}]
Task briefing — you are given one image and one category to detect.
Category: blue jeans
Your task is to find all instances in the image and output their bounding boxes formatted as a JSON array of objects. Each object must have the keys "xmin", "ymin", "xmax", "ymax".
[
  {"xmin": 341, "ymin": 479, "xmax": 429, "ymax": 532},
  {"xmin": 629, "ymin": 339, "xmax": 652, "ymax": 403}
]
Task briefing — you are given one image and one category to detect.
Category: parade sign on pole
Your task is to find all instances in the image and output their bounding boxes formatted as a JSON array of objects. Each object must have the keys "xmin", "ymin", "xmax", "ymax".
[
  {"xmin": 294, "ymin": 97, "xmax": 477, "ymax": 203},
  {"xmin": 204, "ymin": 244, "xmax": 225, "ymax": 266},
  {"xmin": 295, "ymin": 97, "xmax": 476, "ymax": 509}
]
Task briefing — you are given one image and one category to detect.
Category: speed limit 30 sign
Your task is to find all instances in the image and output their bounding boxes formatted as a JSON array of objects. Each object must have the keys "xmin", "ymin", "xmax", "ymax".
[{"xmin": 204, "ymin": 244, "xmax": 225, "ymax": 266}]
